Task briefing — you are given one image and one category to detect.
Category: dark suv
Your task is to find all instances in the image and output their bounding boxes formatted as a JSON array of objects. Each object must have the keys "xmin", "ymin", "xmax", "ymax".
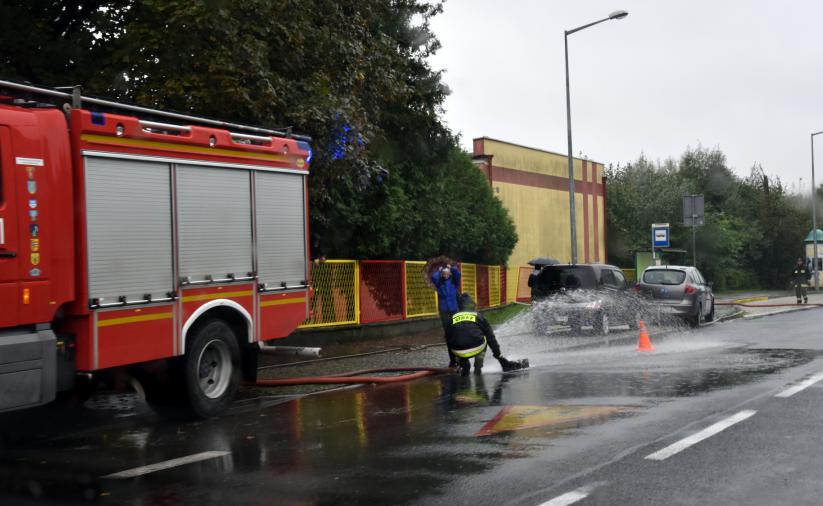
[{"xmin": 530, "ymin": 263, "xmax": 637, "ymax": 335}]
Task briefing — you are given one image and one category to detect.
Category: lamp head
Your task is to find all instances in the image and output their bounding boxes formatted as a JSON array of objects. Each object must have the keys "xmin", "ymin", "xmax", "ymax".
[{"xmin": 609, "ymin": 10, "xmax": 629, "ymax": 20}]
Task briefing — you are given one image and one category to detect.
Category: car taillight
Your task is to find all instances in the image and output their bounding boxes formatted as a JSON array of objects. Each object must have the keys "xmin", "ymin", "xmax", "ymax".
[{"xmin": 684, "ymin": 284, "xmax": 696, "ymax": 295}]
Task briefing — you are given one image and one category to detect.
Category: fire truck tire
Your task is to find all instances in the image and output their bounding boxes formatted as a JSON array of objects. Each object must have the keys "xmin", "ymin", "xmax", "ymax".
[
  {"xmin": 55, "ymin": 375, "xmax": 96, "ymax": 407},
  {"xmin": 183, "ymin": 319, "xmax": 241, "ymax": 418}
]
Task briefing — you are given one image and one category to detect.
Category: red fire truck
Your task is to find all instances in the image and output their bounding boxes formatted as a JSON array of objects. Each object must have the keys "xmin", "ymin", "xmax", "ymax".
[{"xmin": 0, "ymin": 80, "xmax": 311, "ymax": 417}]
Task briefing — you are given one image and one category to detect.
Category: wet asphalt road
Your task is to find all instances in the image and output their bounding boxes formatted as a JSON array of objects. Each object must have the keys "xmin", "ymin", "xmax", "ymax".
[{"xmin": 3, "ymin": 308, "xmax": 823, "ymax": 505}]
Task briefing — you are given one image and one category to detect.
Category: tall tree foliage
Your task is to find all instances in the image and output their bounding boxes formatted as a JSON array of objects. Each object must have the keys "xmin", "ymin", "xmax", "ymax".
[
  {"xmin": 606, "ymin": 147, "xmax": 808, "ymax": 290},
  {"xmin": 0, "ymin": 0, "xmax": 516, "ymax": 264}
]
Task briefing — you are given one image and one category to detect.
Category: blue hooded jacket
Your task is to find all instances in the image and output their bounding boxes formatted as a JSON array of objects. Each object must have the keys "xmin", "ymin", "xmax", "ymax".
[{"xmin": 432, "ymin": 266, "xmax": 461, "ymax": 312}]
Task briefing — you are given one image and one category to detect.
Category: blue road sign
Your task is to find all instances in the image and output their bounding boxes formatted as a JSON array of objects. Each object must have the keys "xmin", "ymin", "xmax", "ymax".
[{"xmin": 652, "ymin": 223, "xmax": 670, "ymax": 248}]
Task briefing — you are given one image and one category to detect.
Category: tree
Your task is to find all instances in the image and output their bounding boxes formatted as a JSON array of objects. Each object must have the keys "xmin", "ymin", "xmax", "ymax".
[
  {"xmin": 606, "ymin": 147, "xmax": 808, "ymax": 290},
  {"xmin": 0, "ymin": 0, "xmax": 517, "ymax": 264}
]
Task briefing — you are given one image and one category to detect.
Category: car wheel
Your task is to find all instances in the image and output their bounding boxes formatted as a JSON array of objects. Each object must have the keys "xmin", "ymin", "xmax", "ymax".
[
  {"xmin": 183, "ymin": 319, "xmax": 241, "ymax": 418},
  {"xmin": 705, "ymin": 300, "xmax": 715, "ymax": 322},
  {"xmin": 689, "ymin": 303, "xmax": 703, "ymax": 328},
  {"xmin": 593, "ymin": 311, "xmax": 610, "ymax": 335},
  {"xmin": 569, "ymin": 316, "xmax": 582, "ymax": 334},
  {"xmin": 532, "ymin": 313, "xmax": 548, "ymax": 336},
  {"xmin": 628, "ymin": 310, "xmax": 641, "ymax": 330}
]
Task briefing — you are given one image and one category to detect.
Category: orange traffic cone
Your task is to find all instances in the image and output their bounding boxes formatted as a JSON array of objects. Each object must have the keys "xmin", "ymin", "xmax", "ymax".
[{"xmin": 636, "ymin": 320, "xmax": 655, "ymax": 351}]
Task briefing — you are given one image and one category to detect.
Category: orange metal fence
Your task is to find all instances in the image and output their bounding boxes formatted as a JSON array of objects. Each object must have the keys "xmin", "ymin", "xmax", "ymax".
[
  {"xmin": 359, "ymin": 260, "xmax": 405, "ymax": 324},
  {"xmin": 516, "ymin": 266, "xmax": 533, "ymax": 303},
  {"xmin": 301, "ymin": 260, "xmax": 360, "ymax": 328},
  {"xmin": 488, "ymin": 265, "xmax": 501, "ymax": 307},
  {"xmin": 404, "ymin": 261, "xmax": 438, "ymax": 318},
  {"xmin": 460, "ymin": 263, "xmax": 477, "ymax": 302},
  {"xmin": 301, "ymin": 260, "xmax": 512, "ymax": 329},
  {"xmin": 476, "ymin": 265, "xmax": 490, "ymax": 309}
]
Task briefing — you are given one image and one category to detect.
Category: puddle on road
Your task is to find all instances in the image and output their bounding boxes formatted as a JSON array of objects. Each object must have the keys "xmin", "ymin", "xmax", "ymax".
[
  {"xmin": 523, "ymin": 348, "xmax": 815, "ymax": 400},
  {"xmin": 0, "ymin": 347, "xmax": 816, "ymax": 506}
]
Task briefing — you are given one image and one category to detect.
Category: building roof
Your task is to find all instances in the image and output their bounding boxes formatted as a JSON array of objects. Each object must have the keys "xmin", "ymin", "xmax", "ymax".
[
  {"xmin": 474, "ymin": 136, "xmax": 604, "ymax": 166},
  {"xmin": 804, "ymin": 229, "xmax": 823, "ymax": 243}
]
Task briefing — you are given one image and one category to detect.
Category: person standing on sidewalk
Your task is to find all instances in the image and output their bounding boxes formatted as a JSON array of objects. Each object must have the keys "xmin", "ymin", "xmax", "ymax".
[
  {"xmin": 432, "ymin": 263, "xmax": 461, "ymax": 367},
  {"xmin": 791, "ymin": 257, "xmax": 810, "ymax": 304}
]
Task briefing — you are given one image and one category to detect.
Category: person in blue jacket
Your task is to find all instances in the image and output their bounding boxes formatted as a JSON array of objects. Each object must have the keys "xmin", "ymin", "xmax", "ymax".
[{"xmin": 432, "ymin": 263, "xmax": 461, "ymax": 367}]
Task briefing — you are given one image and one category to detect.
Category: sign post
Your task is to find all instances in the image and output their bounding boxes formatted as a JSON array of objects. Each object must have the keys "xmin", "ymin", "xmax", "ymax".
[
  {"xmin": 651, "ymin": 223, "xmax": 670, "ymax": 266},
  {"xmin": 683, "ymin": 194, "xmax": 705, "ymax": 266}
]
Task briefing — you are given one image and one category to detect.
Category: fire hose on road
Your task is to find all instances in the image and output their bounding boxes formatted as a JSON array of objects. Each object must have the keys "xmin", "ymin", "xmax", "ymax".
[
  {"xmin": 715, "ymin": 301, "xmax": 823, "ymax": 308},
  {"xmin": 248, "ymin": 367, "xmax": 455, "ymax": 387},
  {"xmin": 249, "ymin": 359, "xmax": 529, "ymax": 387}
]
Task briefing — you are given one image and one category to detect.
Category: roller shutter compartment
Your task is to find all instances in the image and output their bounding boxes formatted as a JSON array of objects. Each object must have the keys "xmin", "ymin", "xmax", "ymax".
[
  {"xmin": 176, "ymin": 165, "xmax": 252, "ymax": 282},
  {"xmin": 256, "ymin": 172, "xmax": 307, "ymax": 289},
  {"xmin": 85, "ymin": 157, "xmax": 173, "ymax": 303}
]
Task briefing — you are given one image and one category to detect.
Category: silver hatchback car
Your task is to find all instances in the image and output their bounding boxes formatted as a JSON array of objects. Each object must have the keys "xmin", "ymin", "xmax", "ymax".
[{"xmin": 637, "ymin": 265, "xmax": 715, "ymax": 327}]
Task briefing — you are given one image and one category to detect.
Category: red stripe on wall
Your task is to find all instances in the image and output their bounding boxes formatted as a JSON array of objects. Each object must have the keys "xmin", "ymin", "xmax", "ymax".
[
  {"xmin": 602, "ymin": 175, "xmax": 608, "ymax": 261},
  {"xmin": 490, "ymin": 165, "xmax": 604, "ymax": 195},
  {"xmin": 592, "ymin": 163, "xmax": 600, "ymax": 262},
  {"xmin": 582, "ymin": 160, "xmax": 591, "ymax": 263}
]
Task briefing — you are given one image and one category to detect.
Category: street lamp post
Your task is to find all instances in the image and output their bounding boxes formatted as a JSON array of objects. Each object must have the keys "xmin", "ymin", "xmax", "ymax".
[
  {"xmin": 811, "ymin": 131, "xmax": 823, "ymax": 290},
  {"xmin": 564, "ymin": 10, "xmax": 628, "ymax": 264}
]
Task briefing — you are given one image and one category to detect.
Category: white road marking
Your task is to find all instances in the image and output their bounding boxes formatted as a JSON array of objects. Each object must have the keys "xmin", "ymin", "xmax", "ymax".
[
  {"xmin": 538, "ymin": 485, "xmax": 596, "ymax": 506},
  {"xmin": 775, "ymin": 372, "xmax": 823, "ymax": 398},
  {"xmin": 644, "ymin": 410, "xmax": 757, "ymax": 461},
  {"xmin": 102, "ymin": 451, "xmax": 231, "ymax": 479}
]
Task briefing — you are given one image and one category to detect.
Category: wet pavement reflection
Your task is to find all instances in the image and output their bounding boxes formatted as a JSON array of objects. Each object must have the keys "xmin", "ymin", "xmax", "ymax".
[{"xmin": 0, "ymin": 347, "xmax": 815, "ymax": 505}]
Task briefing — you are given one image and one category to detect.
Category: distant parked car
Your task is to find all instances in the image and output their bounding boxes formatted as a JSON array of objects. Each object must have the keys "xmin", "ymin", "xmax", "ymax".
[
  {"xmin": 637, "ymin": 265, "xmax": 715, "ymax": 327},
  {"xmin": 530, "ymin": 263, "xmax": 639, "ymax": 335}
]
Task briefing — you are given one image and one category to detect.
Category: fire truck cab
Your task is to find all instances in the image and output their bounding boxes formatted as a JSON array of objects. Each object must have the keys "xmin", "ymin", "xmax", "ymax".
[{"xmin": 0, "ymin": 81, "xmax": 311, "ymax": 417}]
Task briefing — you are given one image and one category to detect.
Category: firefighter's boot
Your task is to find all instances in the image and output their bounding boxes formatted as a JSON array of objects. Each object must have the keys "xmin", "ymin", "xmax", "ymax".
[
  {"xmin": 459, "ymin": 358, "xmax": 471, "ymax": 376},
  {"xmin": 473, "ymin": 350, "xmax": 485, "ymax": 374}
]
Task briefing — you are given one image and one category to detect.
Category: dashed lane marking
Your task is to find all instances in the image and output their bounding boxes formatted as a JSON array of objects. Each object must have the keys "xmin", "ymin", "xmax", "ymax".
[
  {"xmin": 775, "ymin": 372, "xmax": 823, "ymax": 398},
  {"xmin": 537, "ymin": 484, "xmax": 598, "ymax": 506},
  {"xmin": 644, "ymin": 410, "xmax": 757, "ymax": 461},
  {"xmin": 101, "ymin": 451, "xmax": 231, "ymax": 479}
]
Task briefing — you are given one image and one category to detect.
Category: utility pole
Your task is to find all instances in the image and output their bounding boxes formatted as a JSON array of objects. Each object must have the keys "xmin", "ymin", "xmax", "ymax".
[{"xmin": 563, "ymin": 10, "xmax": 628, "ymax": 264}]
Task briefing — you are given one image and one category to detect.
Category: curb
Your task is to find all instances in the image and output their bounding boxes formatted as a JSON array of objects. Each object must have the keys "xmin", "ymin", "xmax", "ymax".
[
  {"xmin": 716, "ymin": 310, "xmax": 745, "ymax": 322},
  {"xmin": 741, "ymin": 305, "xmax": 821, "ymax": 320}
]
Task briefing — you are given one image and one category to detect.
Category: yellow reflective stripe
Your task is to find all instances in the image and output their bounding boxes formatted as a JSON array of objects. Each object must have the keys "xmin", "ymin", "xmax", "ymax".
[
  {"xmin": 98, "ymin": 312, "xmax": 173, "ymax": 328},
  {"xmin": 181, "ymin": 290, "xmax": 253, "ymax": 303},
  {"xmin": 452, "ymin": 338, "xmax": 487, "ymax": 358},
  {"xmin": 81, "ymin": 134, "xmax": 297, "ymax": 163},
  {"xmin": 452, "ymin": 312, "xmax": 477, "ymax": 325},
  {"xmin": 261, "ymin": 297, "xmax": 306, "ymax": 307}
]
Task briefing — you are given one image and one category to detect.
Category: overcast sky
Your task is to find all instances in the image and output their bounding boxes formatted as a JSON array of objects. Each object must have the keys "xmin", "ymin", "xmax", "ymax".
[{"xmin": 429, "ymin": 0, "xmax": 823, "ymax": 193}]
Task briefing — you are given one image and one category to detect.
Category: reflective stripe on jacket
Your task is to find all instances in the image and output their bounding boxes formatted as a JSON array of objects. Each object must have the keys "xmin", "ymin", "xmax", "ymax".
[
  {"xmin": 451, "ymin": 337, "xmax": 487, "ymax": 358},
  {"xmin": 448, "ymin": 311, "xmax": 501, "ymax": 358}
]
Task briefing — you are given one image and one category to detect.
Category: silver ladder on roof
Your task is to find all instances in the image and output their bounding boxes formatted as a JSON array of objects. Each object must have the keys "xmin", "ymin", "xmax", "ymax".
[{"xmin": 0, "ymin": 78, "xmax": 310, "ymax": 141}]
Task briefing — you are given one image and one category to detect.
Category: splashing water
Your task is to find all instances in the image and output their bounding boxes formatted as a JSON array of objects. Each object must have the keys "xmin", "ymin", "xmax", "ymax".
[{"xmin": 492, "ymin": 290, "xmax": 709, "ymax": 363}]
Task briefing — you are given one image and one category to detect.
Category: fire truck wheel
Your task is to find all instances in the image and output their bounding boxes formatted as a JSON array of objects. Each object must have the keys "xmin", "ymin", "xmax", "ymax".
[
  {"xmin": 184, "ymin": 319, "xmax": 241, "ymax": 418},
  {"xmin": 55, "ymin": 375, "xmax": 96, "ymax": 407}
]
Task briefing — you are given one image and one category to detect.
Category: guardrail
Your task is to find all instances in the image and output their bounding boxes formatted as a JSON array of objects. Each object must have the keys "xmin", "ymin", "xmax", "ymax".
[{"xmin": 300, "ymin": 261, "xmax": 509, "ymax": 329}]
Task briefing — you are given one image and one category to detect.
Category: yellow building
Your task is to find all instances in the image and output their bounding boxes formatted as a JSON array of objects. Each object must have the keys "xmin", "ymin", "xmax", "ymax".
[{"xmin": 472, "ymin": 137, "xmax": 607, "ymax": 302}]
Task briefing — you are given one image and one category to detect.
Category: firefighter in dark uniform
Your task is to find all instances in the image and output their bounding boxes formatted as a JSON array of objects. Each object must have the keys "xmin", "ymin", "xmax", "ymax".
[
  {"xmin": 792, "ymin": 257, "xmax": 811, "ymax": 304},
  {"xmin": 448, "ymin": 293, "xmax": 515, "ymax": 375}
]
